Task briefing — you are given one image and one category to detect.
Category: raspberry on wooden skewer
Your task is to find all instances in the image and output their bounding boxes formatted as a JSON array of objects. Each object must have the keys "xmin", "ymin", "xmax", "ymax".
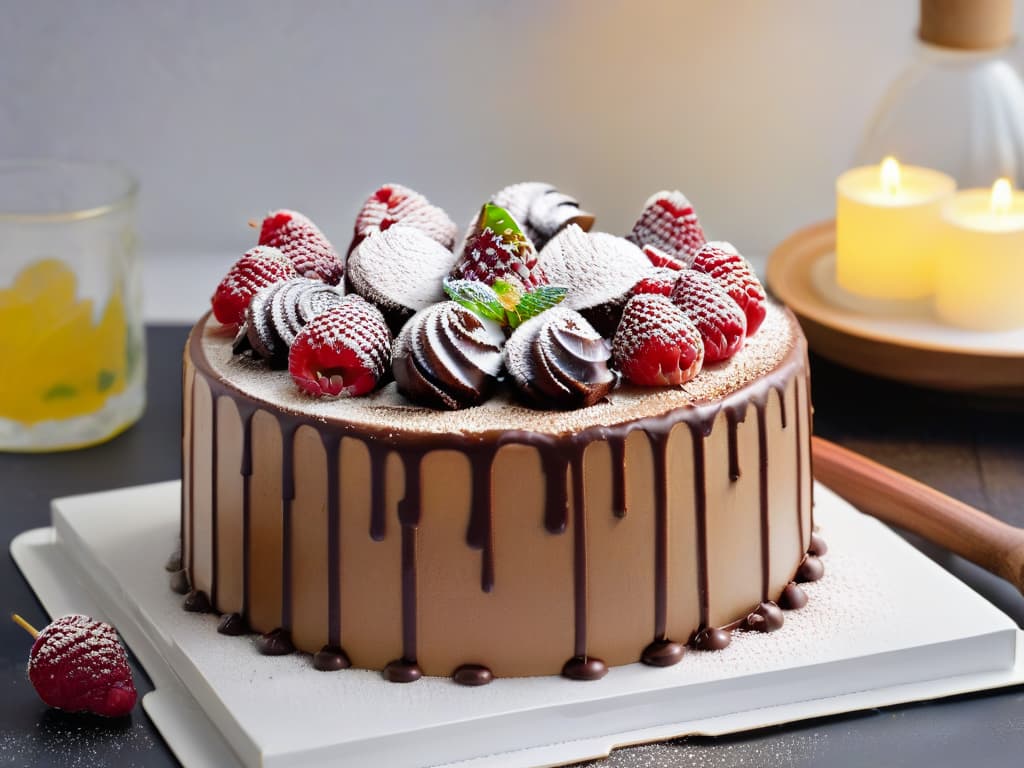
[{"xmin": 12, "ymin": 613, "xmax": 137, "ymax": 718}]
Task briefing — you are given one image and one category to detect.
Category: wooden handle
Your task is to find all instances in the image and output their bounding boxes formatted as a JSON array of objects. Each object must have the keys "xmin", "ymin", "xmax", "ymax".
[{"xmin": 812, "ymin": 436, "xmax": 1024, "ymax": 594}]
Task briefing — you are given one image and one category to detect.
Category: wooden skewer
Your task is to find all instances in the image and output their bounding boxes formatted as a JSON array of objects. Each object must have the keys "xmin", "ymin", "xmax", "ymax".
[
  {"xmin": 11, "ymin": 613, "xmax": 40, "ymax": 638},
  {"xmin": 812, "ymin": 436, "xmax": 1024, "ymax": 595}
]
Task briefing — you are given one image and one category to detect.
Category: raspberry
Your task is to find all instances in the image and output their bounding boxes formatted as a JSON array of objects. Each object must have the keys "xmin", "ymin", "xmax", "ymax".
[
  {"xmin": 670, "ymin": 270, "xmax": 747, "ymax": 363},
  {"xmin": 288, "ymin": 296, "xmax": 393, "ymax": 397},
  {"xmin": 691, "ymin": 241, "xmax": 767, "ymax": 336},
  {"xmin": 26, "ymin": 614, "xmax": 137, "ymax": 718},
  {"xmin": 642, "ymin": 244, "xmax": 688, "ymax": 271},
  {"xmin": 211, "ymin": 246, "xmax": 298, "ymax": 329},
  {"xmin": 351, "ymin": 183, "xmax": 457, "ymax": 254},
  {"xmin": 612, "ymin": 294, "xmax": 704, "ymax": 386},
  {"xmin": 449, "ymin": 203, "xmax": 546, "ymax": 291},
  {"xmin": 257, "ymin": 210, "xmax": 344, "ymax": 285},
  {"xmin": 631, "ymin": 267, "xmax": 679, "ymax": 297},
  {"xmin": 627, "ymin": 191, "xmax": 707, "ymax": 263}
]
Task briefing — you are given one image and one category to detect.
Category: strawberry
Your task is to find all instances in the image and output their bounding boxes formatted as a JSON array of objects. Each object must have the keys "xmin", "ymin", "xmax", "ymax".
[
  {"xmin": 211, "ymin": 246, "xmax": 298, "ymax": 330},
  {"xmin": 257, "ymin": 210, "xmax": 344, "ymax": 285},
  {"xmin": 14, "ymin": 613, "xmax": 136, "ymax": 718},
  {"xmin": 691, "ymin": 242, "xmax": 767, "ymax": 336},
  {"xmin": 631, "ymin": 267, "xmax": 679, "ymax": 297},
  {"xmin": 669, "ymin": 270, "xmax": 746, "ymax": 363},
  {"xmin": 612, "ymin": 294, "xmax": 704, "ymax": 386},
  {"xmin": 627, "ymin": 191, "xmax": 707, "ymax": 263},
  {"xmin": 642, "ymin": 244, "xmax": 687, "ymax": 271},
  {"xmin": 351, "ymin": 183, "xmax": 457, "ymax": 254},
  {"xmin": 288, "ymin": 296, "xmax": 393, "ymax": 397},
  {"xmin": 449, "ymin": 204, "xmax": 547, "ymax": 292}
]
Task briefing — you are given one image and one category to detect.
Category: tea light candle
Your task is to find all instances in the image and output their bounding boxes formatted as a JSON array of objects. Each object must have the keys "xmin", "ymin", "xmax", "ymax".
[
  {"xmin": 836, "ymin": 158, "xmax": 955, "ymax": 300},
  {"xmin": 934, "ymin": 179, "xmax": 1024, "ymax": 330}
]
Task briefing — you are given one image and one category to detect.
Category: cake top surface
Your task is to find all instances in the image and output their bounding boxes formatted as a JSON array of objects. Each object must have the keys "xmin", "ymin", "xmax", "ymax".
[{"xmin": 194, "ymin": 299, "xmax": 801, "ymax": 438}]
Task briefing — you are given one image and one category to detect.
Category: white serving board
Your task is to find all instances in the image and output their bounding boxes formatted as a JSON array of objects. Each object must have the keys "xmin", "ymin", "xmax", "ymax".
[{"xmin": 11, "ymin": 481, "xmax": 1024, "ymax": 768}]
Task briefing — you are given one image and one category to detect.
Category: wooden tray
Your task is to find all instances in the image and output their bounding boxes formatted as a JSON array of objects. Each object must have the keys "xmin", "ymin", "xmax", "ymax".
[{"xmin": 766, "ymin": 221, "xmax": 1024, "ymax": 394}]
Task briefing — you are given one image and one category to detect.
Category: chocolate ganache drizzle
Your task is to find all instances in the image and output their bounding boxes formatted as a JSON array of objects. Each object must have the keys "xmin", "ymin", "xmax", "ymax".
[
  {"xmin": 180, "ymin": 304, "xmax": 822, "ymax": 685},
  {"xmin": 392, "ymin": 301, "xmax": 505, "ymax": 410}
]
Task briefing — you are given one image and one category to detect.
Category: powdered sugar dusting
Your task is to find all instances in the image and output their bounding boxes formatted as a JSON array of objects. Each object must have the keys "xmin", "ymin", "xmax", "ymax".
[
  {"xmin": 628, "ymin": 190, "xmax": 707, "ymax": 260},
  {"xmin": 353, "ymin": 183, "xmax": 457, "ymax": 250},
  {"xmin": 199, "ymin": 299, "xmax": 799, "ymax": 436},
  {"xmin": 670, "ymin": 270, "xmax": 747, "ymax": 362},
  {"xmin": 347, "ymin": 226, "xmax": 456, "ymax": 313},
  {"xmin": 259, "ymin": 210, "xmax": 344, "ymax": 285},
  {"xmin": 539, "ymin": 226, "xmax": 649, "ymax": 310}
]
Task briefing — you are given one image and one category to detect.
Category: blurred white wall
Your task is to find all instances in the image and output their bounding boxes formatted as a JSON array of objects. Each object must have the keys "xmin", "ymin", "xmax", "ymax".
[{"xmin": 2, "ymin": 1, "xmax": 1019, "ymax": 319}]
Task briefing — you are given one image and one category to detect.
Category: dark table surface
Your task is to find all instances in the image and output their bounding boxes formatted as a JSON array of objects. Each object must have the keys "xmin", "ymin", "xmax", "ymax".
[{"xmin": 2, "ymin": 325, "xmax": 1023, "ymax": 768}]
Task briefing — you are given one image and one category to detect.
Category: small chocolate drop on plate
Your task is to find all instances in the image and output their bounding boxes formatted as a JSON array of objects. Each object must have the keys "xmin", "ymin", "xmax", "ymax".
[
  {"xmin": 313, "ymin": 645, "xmax": 351, "ymax": 671},
  {"xmin": 183, "ymin": 590, "xmax": 212, "ymax": 613},
  {"xmin": 164, "ymin": 549, "xmax": 182, "ymax": 572},
  {"xmin": 641, "ymin": 640, "xmax": 686, "ymax": 667},
  {"xmin": 779, "ymin": 582, "xmax": 809, "ymax": 610},
  {"xmin": 745, "ymin": 601, "xmax": 785, "ymax": 633},
  {"xmin": 693, "ymin": 626, "xmax": 732, "ymax": 651},
  {"xmin": 217, "ymin": 612, "xmax": 249, "ymax": 636},
  {"xmin": 809, "ymin": 532, "xmax": 828, "ymax": 557},
  {"xmin": 561, "ymin": 655, "xmax": 608, "ymax": 681},
  {"xmin": 452, "ymin": 664, "xmax": 493, "ymax": 686},
  {"xmin": 256, "ymin": 628, "xmax": 295, "ymax": 655},
  {"xmin": 169, "ymin": 569, "xmax": 190, "ymax": 595},
  {"xmin": 796, "ymin": 554, "xmax": 825, "ymax": 583},
  {"xmin": 383, "ymin": 658, "xmax": 423, "ymax": 683}
]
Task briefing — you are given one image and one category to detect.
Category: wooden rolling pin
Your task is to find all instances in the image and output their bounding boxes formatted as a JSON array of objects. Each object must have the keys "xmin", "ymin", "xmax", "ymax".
[{"xmin": 812, "ymin": 436, "xmax": 1024, "ymax": 594}]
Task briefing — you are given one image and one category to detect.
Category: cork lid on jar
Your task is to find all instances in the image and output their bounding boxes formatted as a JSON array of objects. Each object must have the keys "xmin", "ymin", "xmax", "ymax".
[{"xmin": 919, "ymin": 0, "xmax": 1015, "ymax": 50}]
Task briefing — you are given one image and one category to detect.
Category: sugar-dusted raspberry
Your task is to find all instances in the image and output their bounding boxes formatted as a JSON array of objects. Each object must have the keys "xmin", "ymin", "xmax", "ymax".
[
  {"xmin": 211, "ymin": 246, "xmax": 298, "ymax": 329},
  {"xmin": 627, "ymin": 191, "xmax": 707, "ymax": 263},
  {"xmin": 288, "ymin": 296, "xmax": 393, "ymax": 397},
  {"xmin": 351, "ymin": 183, "xmax": 457, "ymax": 254},
  {"xmin": 691, "ymin": 241, "xmax": 767, "ymax": 336},
  {"xmin": 612, "ymin": 294, "xmax": 704, "ymax": 386},
  {"xmin": 257, "ymin": 210, "xmax": 344, "ymax": 285},
  {"xmin": 670, "ymin": 270, "xmax": 747, "ymax": 363},
  {"xmin": 642, "ymin": 244, "xmax": 688, "ymax": 271},
  {"xmin": 449, "ymin": 203, "xmax": 546, "ymax": 291},
  {"xmin": 631, "ymin": 267, "xmax": 680, "ymax": 297},
  {"xmin": 26, "ymin": 614, "xmax": 137, "ymax": 718}
]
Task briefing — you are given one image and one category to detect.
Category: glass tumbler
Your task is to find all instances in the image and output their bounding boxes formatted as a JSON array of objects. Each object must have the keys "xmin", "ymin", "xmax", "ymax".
[{"xmin": 0, "ymin": 160, "xmax": 145, "ymax": 451}]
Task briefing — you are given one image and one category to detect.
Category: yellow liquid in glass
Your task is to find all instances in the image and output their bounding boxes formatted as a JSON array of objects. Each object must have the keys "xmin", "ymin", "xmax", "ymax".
[{"xmin": 0, "ymin": 259, "xmax": 127, "ymax": 424}]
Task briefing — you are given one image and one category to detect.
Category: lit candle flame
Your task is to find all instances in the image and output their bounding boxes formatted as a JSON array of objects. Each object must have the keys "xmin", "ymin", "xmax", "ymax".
[
  {"xmin": 991, "ymin": 178, "xmax": 1013, "ymax": 215},
  {"xmin": 880, "ymin": 156, "xmax": 901, "ymax": 196}
]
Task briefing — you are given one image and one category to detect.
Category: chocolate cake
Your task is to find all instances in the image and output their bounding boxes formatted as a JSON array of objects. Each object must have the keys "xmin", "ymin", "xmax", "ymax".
[{"xmin": 174, "ymin": 185, "xmax": 823, "ymax": 685}]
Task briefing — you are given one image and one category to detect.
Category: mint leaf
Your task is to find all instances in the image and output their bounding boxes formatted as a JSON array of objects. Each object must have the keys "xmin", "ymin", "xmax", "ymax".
[
  {"xmin": 509, "ymin": 285, "xmax": 568, "ymax": 328},
  {"xmin": 443, "ymin": 278, "xmax": 506, "ymax": 323}
]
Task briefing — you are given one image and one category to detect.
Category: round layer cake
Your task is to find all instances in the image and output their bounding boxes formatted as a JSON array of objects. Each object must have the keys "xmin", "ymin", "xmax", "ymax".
[{"xmin": 177, "ymin": 299, "xmax": 818, "ymax": 681}]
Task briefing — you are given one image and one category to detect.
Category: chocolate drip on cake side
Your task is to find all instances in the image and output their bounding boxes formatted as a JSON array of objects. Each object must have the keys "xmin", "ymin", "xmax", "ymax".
[
  {"xmin": 607, "ymin": 434, "xmax": 628, "ymax": 517},
  {"xmin": 183, "ymin": 370, "xmax": 197, "ymax": 593},
  {"xmin": 367, "ymin": 440, "xmax": 389, "ymax": 542},
  {"xmin": 756, "ymin": 400, "xmax": 771, "ymax": 602},
  {"xmin": 185, "ymin": 315, "xmax": 810, "ymax": 679},
  {"xmin": 725, "ymin": 405, "xmax": 747, "ymax": 482},
  {"xmin": 465, "ymin": 446, "xmax": 498, "ymax": 593},
  {"xmin": 690, "ymin": 425, "xmax": 710, "ymax": 633},
  {"xmin": 383, "ymin": 452, "xmax": 424, "ymax": 683},
  {"xmin": 209, "ymin": 394, "xmax": 220, "ymax": 608},
  {"xmin": 794, "ymin": 380, "xmax": 804, "ymax": 548},
  {"xmin": 279, "ymin": 418, "xmax": 300, "ymax": 634},
  {"xmin": 323, "ymin": 434, "xmax": 342, "ymax": 648},
  {"xmin": 239, "ymin": 404, "xmax": 257, "ymax": 620},
  {"xmin": 650, "ymin": 431, "xmax": 670, "ymax": 643}
]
